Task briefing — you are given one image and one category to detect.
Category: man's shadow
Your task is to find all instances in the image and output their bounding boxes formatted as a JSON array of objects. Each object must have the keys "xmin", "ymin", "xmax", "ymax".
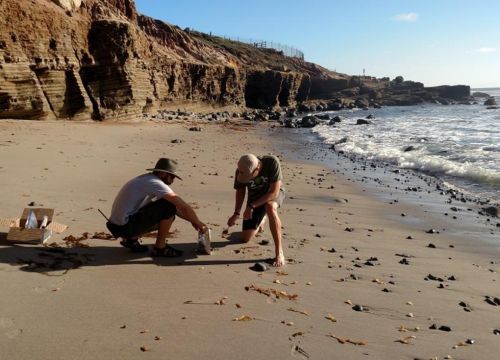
[{"xmin": 0, "ymin": 231, "xmax": 267, "ymax": 276}]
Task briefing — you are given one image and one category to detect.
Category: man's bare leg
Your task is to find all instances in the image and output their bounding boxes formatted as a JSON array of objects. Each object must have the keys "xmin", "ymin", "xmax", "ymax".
[
  {"xmin": 240, "ymin": 228, "xmax": 259, "ymax": 243},
  {"xmin": 155, "ymin": 216, "xmax": 175, "ymax": 249},
  {"xmin": 258, "ymin": 215, "xmax": 267, "ymax": 233},
  {"xmin": 266, "ymin": 202, "xmax": 285, "ymax": 267}
]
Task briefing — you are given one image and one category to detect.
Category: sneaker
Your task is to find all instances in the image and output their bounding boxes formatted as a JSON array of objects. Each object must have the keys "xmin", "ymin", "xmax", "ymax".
[{"xmin": 120, "ymin": 238, "xmax": 148, "ymax": 253}]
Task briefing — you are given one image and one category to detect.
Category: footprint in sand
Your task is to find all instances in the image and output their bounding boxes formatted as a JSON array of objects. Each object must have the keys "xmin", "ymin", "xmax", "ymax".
[{"xmin": 0, "ymin": 317, "xmax": 23, "ymax": 339}]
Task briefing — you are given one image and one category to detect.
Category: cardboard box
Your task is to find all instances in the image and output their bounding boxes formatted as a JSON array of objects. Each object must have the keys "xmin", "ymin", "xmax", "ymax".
[{"xmin": 2, "ymin": 208, "xmax": 67, "ymax": 244}]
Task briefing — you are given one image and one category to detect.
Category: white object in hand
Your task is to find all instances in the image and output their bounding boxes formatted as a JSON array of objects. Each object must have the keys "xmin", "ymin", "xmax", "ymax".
[{"xmin": 198, "ymin": 228, "xmax": 212, "ymax": 255}]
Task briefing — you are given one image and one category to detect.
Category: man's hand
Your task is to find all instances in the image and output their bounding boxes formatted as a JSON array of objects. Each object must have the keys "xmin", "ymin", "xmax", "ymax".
[
  {"xmin": 243, "ymin": 206, "xmax": 253, "ymax": 220},
  {"xmin": 227, "ymin": 214, "xmax": 239, "ymax": 227},
  {"xmin": 192, "ymin": 221, "xmax": 207, "ymax": 232}
]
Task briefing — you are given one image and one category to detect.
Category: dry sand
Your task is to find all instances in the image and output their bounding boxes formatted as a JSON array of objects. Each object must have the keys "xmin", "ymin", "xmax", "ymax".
[{"xmin": 0, "ymin": 119, "xmax": 499, "ymax": 360}]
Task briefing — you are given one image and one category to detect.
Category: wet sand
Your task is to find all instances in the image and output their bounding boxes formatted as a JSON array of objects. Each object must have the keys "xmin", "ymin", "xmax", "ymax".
[{"xmin": 0, "ymin": 119, "xmax": 499, "ymax": 359}]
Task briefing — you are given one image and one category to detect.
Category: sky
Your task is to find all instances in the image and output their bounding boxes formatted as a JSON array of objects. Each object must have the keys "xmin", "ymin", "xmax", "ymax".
[{"xmin": 134, "ymin": 0, "xmax": 500, "ymax": 88}]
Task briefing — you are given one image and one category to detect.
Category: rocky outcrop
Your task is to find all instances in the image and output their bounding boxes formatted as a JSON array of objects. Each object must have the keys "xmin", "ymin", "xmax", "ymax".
[{"xmin": 0, "ymin": 0, "xmax": 475, "ymax": 121}]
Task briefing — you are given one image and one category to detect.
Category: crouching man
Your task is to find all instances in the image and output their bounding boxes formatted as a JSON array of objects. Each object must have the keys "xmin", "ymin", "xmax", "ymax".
[
  {"xmin": 227, "ymin": 154, "xmax": 285, "ymax": 267},
  {"xmin": 107, "ymin": 158, "xmax": 207, "ymax": 257}
]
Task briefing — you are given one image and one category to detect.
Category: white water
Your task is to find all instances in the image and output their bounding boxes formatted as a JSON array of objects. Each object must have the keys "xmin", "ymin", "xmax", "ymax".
[{"xmin": 311, "ymin": 88, "xmax": 500, "ymax": 201}]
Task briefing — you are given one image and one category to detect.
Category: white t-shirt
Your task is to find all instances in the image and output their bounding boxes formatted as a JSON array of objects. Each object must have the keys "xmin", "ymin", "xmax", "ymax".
[{"xmin": 109, "ymin": 173, "xmax": 174, "ymax": 225}]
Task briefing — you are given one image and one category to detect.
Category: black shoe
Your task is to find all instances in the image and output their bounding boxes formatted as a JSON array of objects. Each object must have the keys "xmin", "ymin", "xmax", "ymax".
[
  {"xmin": 120, "ymin": 238, "xmax": 148, "ymax": 253},
  {"xmin": 151, "ymin": 245, "xmax": 183, "ymax": 258}
]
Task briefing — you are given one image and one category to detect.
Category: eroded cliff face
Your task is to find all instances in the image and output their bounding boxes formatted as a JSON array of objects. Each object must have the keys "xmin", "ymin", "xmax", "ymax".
[
  {"xmin": 0, "ymin": 0, "xmax": 337, "ymax": 120},
  {"xmin": 0, "ymin": 0, "xmax": 469, "ymax": 121}
]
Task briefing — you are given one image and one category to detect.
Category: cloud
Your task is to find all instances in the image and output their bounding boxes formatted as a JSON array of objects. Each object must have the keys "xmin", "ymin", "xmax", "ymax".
[
  {"xmin": 393, "ymin": 13, "xmax": 418, "ymax": 22},
  {"xmin": 477, "ymin": 47, "xmax": 496, "ymax": 53}
]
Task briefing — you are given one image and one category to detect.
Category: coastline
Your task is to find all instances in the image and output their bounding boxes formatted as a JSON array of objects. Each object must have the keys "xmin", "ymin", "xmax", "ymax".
[{"xmin": 0, "ymin": 119, "xmax": 499, "ymax": 359}]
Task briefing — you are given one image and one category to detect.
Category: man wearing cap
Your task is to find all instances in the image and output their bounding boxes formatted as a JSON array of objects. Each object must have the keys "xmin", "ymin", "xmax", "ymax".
[
  {"xmin": 107, "ymin": 158, "xmax": 207, "ymax": 257},
  {"xmin": 227, "ymin": 154, "xmax": 286, "ymax": 267}
]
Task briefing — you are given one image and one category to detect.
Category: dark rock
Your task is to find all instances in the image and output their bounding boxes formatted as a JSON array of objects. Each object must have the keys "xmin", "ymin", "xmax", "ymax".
[
  {"xmin": 352, "ymin": 304, "xmax": 364, "ymax": 312},
  {"xmin": 329, "ymin": 115, "xmax": 342, "ymax": 125},
  {"xmin": 472, "ymin": 91, "xmax": 490, "ymax": 98},
  {"xmin": 482, "ymin": 206, "xmax": 499, "ymax": 218},
  {"xmin": 259, "ymin": 239, "xmax": 270, "ymax": 246},
  {"xmin": 355, "ymin": 119, "xmax": 371, "ymax": 125},
  {"xmin": 427, "ymin": 243, "xmax": 436, "ymax": 248},
  {"xmin": 317, "ymin": 114, "xmax": 330, "ymax": 120},
  {"xmin": 399, "ymin": 258, "xmax": 410, "ymax": 265},
  {"xmin": 250, "ymin": 262, "xmax": 268, "ymax": 272},
  {"xmin": 28, "ymin": 201, "xmax": 35, "ymax": 206},
  {"xmin": 484, "ymin": 97, "xmax": 497, "ymax": 106},
  {"xmin": 299, "ymin": 115, "xmax": 320, "ymax": 128},
  {"xmin": 327, "ymin": 248, "xmax": 336, "ymax": 253},
  {"xmin": 189, "ymin": 126, "xmax": 202, "ymax": 132},
  {"xmin": 486, "ymin": 106, "xmax": 499, "ymax": 109},
  {"xmin": 382, "ymin": 288, "xmax": 391, "ymax": 293},
  {"xmin": 171, "ymin": 139, "xmax": 182, "ymax": 143},
  {"xmin": 494, "ymin": 329, "xmax": 500, "ymax": 336},
  {"xmin": 344, "ymin": 227, "xmax": 354, "ymax": 232},
  {"xmin": 284, "ymin": 119, "xmax": 297, "ymax": 128},
  {"xmin": 465, "ymin": 339, "xmax": 475, "ymax": 345},
  {"xmin": 403, "ymin": 146, "xmax": 416, "ymax": 152},
  {"xmin": 366, "ymin": 114, "xmax": 375, "ymax": 119},
  {"xmin": 426, "ymin": 229, "xmax": 437, "ymax": 234}
]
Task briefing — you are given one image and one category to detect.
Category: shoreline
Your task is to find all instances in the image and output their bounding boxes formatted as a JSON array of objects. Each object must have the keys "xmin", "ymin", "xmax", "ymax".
[{"xmin": 0, "ymin": 119, "xmax": 499, "ymax": 359}]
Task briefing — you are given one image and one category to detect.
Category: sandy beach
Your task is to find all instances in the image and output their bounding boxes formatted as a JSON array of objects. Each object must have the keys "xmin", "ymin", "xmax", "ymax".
[{"xmin": 0, "ymin": 119, "xmax": 499, "ymax": 360}]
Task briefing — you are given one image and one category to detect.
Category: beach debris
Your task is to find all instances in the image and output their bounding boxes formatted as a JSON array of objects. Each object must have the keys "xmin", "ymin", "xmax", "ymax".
[
  {"xmin": 287, "ymin": 308, "xmax": 309, "ymax": 316},
  {"xmin": 325, "ymin": 314, "xmax": 337, "ymax": 322},
  {"xmin": 276, "ymin": 270, "xmax": 288, "ymax": 276},
  {"xmin": 189, "ymin": 126, "xmax": 202, "ymax": 131},
  {"xmin": 406, "ymin": 301, "xmax": 413, "ymax": 306},
  {"xmin": 465, "ymin": 339, "xmax": 475, "ymax": 345},
  {"xmin": 406, "ymin": 313, "xmax": 414, "ymax": 318},
  {"xmin": 328, "ymin": 247, "xmax": 337, "ymax": 253},
  {"xmin": 426, "ymin": 228, "xmax": 438, "ymax": 234},
  {"xmin": 250, "ymin": 262, "xmax": 268, "ymax": 272},
  {"xmin": 245, "ymin": 285, "xmax": 298, "ymax": 300},
  {"xmin": 233, "ymin": 315, "xmax": 253, "ymax": 322},
  {"xmin": 427, "ymin": 243, "xmax": 437, "ymax": 248},
  {"xmin": 259, "ymin": 239, "xmax": 270, "ymax": 245},
  {"xmin": 345, "ymin": 299, "xmax": 353, "ymax": 305},
  {"xmin": 372, "ymin": 278, "xmax": 384, "ymax": 284},
  {"xmin": 398, "ymin": 325, "xmax": 419, "ymax": 332},
  {"xmin": 352, "ymin": 305, "xmax": 365, "ymax": 312},
  {"xmin": 140, "ymin": 329, "xmax": 149, "ymax": 334},
  {"xmin": 120, "ymin": 325, "xmax": 126, "ymax": 329},
  {"xmin": 291, "ymin": 332, "xmax": 304, "ymax": 337},
  {"xmin": 395, "ymin": 335, "xmax": 416, "ymax": 344},
  {"xmin": 484, "ymin": 295, "xmax": 500, "ymax": 306},
  {"xmin": 154, "ymin": 336, "xmax": 161, "ymax": 341},
  {"xmin": 458, "ymin": 301, "xmax": 472, "ymax": 312},
  {"xmin": 306, "ymin": 281, "xmax": 312, "ymax": 286},
  {"xmin": 429, "ymin": 324, "xmax": 451, "ymax": 332},
  {"xmin": 493, "ymin": 329, "xmax": 500, "ymax": 335},
  {"xmin": 399, "ymin": 258, "xmax": 410, "ymax": 265},
  {"xmin": 282, "ymin": 321, "xmax": 294, "ymax": 326},
  {"xmin": 235, "ymin": 304, "xmax": 242, "ymax": 308},
  {"xmin": 140, "ymin": 346, "xmax": 149, "ymax": 352},
  {"xmin": 425, "ymin": 274, "xmax": 444, "ymax": 282},
  {"xmin": 291, "ymin": 344, "xmax": 310, "ymax": 359},
  {"xmin": 326, "ymin": 333, "xmax": 366, "ymax": 346},
  {"xmin": 382, "ymin": 288, "xmax": 392, "ymax": 293},
  {"xmin": 344, "ymin": 227, "xmax": 354, "ymax": 232},
  {"xmin": 215, "ymin": 296, "xmax": 228, "ymax": 305}
]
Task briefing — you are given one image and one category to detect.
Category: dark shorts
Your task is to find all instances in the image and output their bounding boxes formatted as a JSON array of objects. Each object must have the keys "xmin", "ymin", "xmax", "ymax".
[
  {"xmin": 242, "ymin": 190, "xmax": 285, "ymax": 231},
  {"xmin": 106, "ymin": 199, "xmax": 176, "ymax": 239}
]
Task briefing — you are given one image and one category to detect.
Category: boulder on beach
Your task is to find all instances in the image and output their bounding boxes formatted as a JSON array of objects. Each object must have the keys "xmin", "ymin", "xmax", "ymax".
[
  {"xmin": 472, "ymin": 91, "xmax": 490, "ymax": 98},
  {"xmin": 356, "ymin": 119, "xmax": 371, "ymax": 125},
  {"xmin": 300, "ymin": 115, "xmax": 320, "ymax": 128},
  {"xmin": 484, "ymin": 97, "xmax": 497, "ymax": 106},
  {"xmin": 328, "ymin": 116, "xmax": 341, "ymax": 125}
]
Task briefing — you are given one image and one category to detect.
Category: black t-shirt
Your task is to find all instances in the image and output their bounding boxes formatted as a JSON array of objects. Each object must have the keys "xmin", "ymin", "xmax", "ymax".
[{"xmin": 234, "ymin": 155, "xmax": 282, "ymax": 203}]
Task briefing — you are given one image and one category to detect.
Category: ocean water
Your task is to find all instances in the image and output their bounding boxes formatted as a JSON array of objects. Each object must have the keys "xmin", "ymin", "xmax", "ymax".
[{"xmin": 310, "ymin": 87, "xmax": 500, "ymax": 202}]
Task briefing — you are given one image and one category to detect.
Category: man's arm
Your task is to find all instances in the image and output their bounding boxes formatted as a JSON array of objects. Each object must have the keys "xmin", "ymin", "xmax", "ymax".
[
  {"xmin": 228, "ymin": 187, "xmax": 246, "ymax": 226},
  {"xmin": 163, "ymin": 192, "xmax": 205, "ymax": 231},
  {"xmin": 248, "ymin": 180, "xmax": 281, "ymax": 208}
]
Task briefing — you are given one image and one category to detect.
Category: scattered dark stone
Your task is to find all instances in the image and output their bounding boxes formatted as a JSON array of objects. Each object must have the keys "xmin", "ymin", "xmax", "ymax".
[
  {"xmin": 355, "ymin": 119, "xmax": 371, "ymax": 125},
  {"xmin": 484, "ymin": 296, "xmax": 500, "ymax": 306},
  {"xmin": 315, "ymin": 233, "xmax": 321, "ymax": 238},
  {"xmin": 259, "ymin": 239, "xmax": 270, "ymax": 246},
  {"xmin": 364, "ymin": 261, "xmax": 374, "ymax": 266},
  {"xmin": 426, "ymin": 229, "xmax": 437, "ymax": 234},
  {"xmin": 171, "ymin": 139, "xmax": 182, "ymax": 143},
  {"xmin": 406, "ymin": 236, "xmax": 413, "ymax": 240},
  {"xmin": 448, "ymin": 275, "xmax": 457, "ymax": 281},
  {"xmin": 493, "ymin": 329, "xmax": 500, "ymax": 335},
  {"xmin": 382, "ymin": 288, "xmax": 391, "ymax": 293},
  {"xmin": 388, "ymin": 281, "xmax": 396, "ymax": 285},
  {"xmin": 438, "ymin": 283, "xmax": 445, "ymax": 289},
  {"xmin": 344, "ymin": 227, "xmax": 354, "ymax": 232},
  {"xmin": 189, "ymin": 126, "xmax": 202, "ymax": 131},
  {"xmin": 427, "ymin": 243, "xmax": 436, "ymax": 248},
  {"xmin": 327, "ymin": 248, "xmax": 336, "ymax": 253},
  {"xmin": 352, "ymin": 304, "xmax": 364, "ymax": 312},
  {"xmin": 350, "ymin": 274, "xmax": 360, "ymax": 280},
  {"xmin": 28, "ymin": 201, "xmax": 35, "ymax": 206},
  {"xmin": 465, "ymin": 339, "xmax": 475, "ymax": 345},
  {"xmin": 429, "ymin": 324, "xmax": 437, "ymax": 330},
  {"xmin": 482, "ymin": 206, "xmax": 499, "ymax": 218},
  {"xmin": 399, "ymin": 258, "xmax": 410, "ymax": 265},
  {"xmin": 403, "ymin": 146, "xmax": 415, "ymax": 152},
  {"xmin": 250, "ymin": 262, "xmax": 268, "ymax": 272},
  {"xmin": 433, "ymin": 325, "xmax": 451, "ymax": 332},
  {"xmin": 401, "ymin": 213, "xmax": 406, "ymax": 217}
]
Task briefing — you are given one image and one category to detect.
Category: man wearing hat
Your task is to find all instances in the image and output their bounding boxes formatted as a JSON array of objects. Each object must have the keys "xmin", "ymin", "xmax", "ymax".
[
  {"xmin": 107, "ymin": 158, "xmax": 207, "ymax": 257},
  {"xmin": 227, "ymin": 154, "xmax": 285, "ymax": 267}
]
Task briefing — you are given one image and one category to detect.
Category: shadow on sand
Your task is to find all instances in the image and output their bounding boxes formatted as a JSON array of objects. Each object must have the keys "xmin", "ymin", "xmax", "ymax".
[{"xmin": 0, "ymin": 231, "xmax": 262, "ymax": 276}]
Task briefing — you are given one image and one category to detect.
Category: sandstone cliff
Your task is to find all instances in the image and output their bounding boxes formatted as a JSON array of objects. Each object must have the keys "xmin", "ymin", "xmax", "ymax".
[{"xmin": 0, "ymin": 0, "xmax": 470, "ymax": 121}]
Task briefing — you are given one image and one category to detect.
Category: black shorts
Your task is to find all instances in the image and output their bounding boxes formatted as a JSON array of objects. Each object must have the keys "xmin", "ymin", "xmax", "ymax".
[
  {"xmin": 107, "ymin": 199, "xmax": 176, "ymax": 239},
  {"xmin": 242, "ymin": 191, "xmax": 285, "ymax": 231}
]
